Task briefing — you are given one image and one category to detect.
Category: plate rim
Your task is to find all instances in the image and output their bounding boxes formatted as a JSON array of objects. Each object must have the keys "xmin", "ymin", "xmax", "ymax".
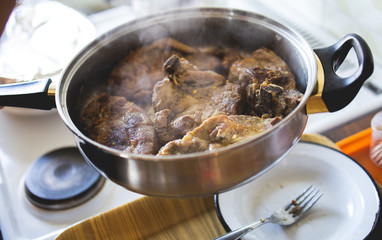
[{"xmin": 214, "ymin": 141, "xmax": 382, "ymax": 239}]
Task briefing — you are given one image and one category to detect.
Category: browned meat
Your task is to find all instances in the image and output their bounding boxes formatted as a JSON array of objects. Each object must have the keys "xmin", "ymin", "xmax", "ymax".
[
  {"xmin": 228, "ymin": 58, "xmax": 260, "ymax": 87},
  {"xmin": 80, "ymin": 39, "xmax": 304, "ymax": 155},
  {"xmin": 152, "ymin": 55, "xmax": 243, "ymax": 144},
  {"xmin": 81, "ymin": 94, "xmax": 158, "ymax": 154},
  {"xmin": 283, "ymin": 89, "xmax": 304, "ymax": 115},
  {"xmin": 187, "ymin": 48, "xmax": 250, "ymax": 77},
  {"xmin": 242, "ymin": 67, "xmax": 301, "ymax": 117},
  {"xmin": 221, "ymin": 49, "xmax": 249, "ymax": 70},
  {"xmin": 107, "ymin": 38, "xmax": 253, "ymax": 107},
  {"xmin": 187, "ymin": 52, "xmax": 222, "ymax": 71},
  {"xmin": 162, "ymin": 54, "xmax": 225, "ymax": 88},
  {"xmin": 228, "ymin": 47, "xmax": 291, "ymax": 84},
  {"xmin": 158, "ymin": 115, "xmax": 281, "ymax": 155},
  {"xmin": 246, "ymin": 82, "xmax": 303, "ymax": 117},
  {"xmin": 251, "ymin": 47, "xmax": 290, "ymax": 71},
  {"xmin": 107, "ymin": 38, "xmax": 199, "ymax": 105},
  {"xmin": 226, "ymin": 47, "xmax": 301, "ymax": 117},
  {"xmin": 239, "ymin": 66, "xmax": 297, "ymax": 90}
]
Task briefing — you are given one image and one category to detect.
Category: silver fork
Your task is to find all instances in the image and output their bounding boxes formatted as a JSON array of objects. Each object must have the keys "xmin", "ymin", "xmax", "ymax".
[{"xmin": 214, "ymin": 185, "xmax": 322, "ymax": 240}]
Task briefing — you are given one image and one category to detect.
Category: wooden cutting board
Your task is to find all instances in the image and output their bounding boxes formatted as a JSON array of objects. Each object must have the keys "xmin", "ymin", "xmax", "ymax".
[
  {"xmin": 55, "ymin": 196, "xmax": 225, "ymax": 240},
  {"xmin": 55, "ymin": 134, "xmax": 380, "ymax": 239}
]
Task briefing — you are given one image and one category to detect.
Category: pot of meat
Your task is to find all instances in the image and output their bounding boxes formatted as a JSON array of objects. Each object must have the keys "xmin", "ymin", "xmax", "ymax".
[{"xmin": 0, "ymin": 8, "xmax": 374, "ymax": 197}]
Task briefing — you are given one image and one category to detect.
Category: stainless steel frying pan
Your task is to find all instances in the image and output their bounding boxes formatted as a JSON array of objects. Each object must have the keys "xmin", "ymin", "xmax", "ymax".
[{"xmin": 0, "ymin": 8, "xmax": 374, "ymax": 197}]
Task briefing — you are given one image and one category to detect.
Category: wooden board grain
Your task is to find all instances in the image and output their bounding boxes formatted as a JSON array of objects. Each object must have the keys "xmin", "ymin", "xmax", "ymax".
[{"xmin": 55, "ymin": 196, "xmax": 226, "ymax": 240}]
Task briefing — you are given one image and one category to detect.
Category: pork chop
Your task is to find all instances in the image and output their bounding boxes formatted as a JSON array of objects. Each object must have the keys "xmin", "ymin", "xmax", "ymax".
[
  {"xmin": 107, "ymin": 38, "xmax": 199, "ymax": 105},
  {"xmin": 80, "ymin": 93, "xmax": 158, "ymax": 154},
  {"xmin": 152, "ymin": 55, "xmax": 243, "ymax": 144},
  {"xmin": 158, "ymin": 115, "xmax": 281, "ymax": 155}
]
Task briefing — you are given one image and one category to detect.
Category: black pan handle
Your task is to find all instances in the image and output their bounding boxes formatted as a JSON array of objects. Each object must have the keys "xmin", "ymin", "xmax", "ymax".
[
  {"xmin": 314, "ymin": 33, "xmax": 374, "ymax": 112},
  {"xmin": 0, "ymin": 78, "xmax": 55, "ymax": 110}
]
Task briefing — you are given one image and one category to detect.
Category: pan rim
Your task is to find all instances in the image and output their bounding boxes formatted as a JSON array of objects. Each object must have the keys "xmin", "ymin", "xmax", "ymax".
[{"xmin": 56, "ymin": 7, "xmax": 317, "ymax": 161}]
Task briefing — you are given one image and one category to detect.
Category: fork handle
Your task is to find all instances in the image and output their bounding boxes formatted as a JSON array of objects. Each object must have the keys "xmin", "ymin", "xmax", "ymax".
[{"xmin": 213, "ymin": 219, "xmax": 267, "ymax": 240}]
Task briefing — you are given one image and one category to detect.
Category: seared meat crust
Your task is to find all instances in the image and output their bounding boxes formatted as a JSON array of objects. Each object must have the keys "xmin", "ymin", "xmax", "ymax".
[
  {"xmin": 228, "ymin": 47, "xmax": 302, "ymax": 117},
  {"xmin": 251, "ymin": 47, "xmax": 291, "ymax": 71},
  {"xmin": 80, "ymin": 38, "xmax": 304, "ymax": 154},
  {"xmin": 81, "ymin": 94, "xmax": 158, "ymax": 154},
  {"xmin": 152, "ymin": 55, "xmax": 243, "ymax": 144},
  {"xmin": 158, "ymin": 115, "xmax": 281, "ymax": 155},
  {"xmin": 107, "ymin": 38, "xmax": 198, "ymax": 105}
]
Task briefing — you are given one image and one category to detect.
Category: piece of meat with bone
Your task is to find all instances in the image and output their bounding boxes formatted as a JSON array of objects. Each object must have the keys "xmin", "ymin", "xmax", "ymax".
[
  {"xmin": 79, "ymin": 38, "xmax": 303, "ymax": 155},
  {"xmin": 227, "ymin": 47, "xmax": 302, "ymax": 117},
  {"xmin": 187, "ymin": 51, "xmax": 222, "ymax": 71},
  {"xmin": 152, "ymin": 55, "xmax": 243, "ymax": 144},
  {"xmin": 80, "ymin": 94, "xmax": 158, "ymax": 154},
  {"xmin": 107, "ymin": 38, "xmax": 199, "ymax": 105},
  {"xmin": 246, "ymin": 82, "xmax": 303, "ymax": 117},
  {"xmin": 251, "ymin": 47, "xmax": 291, "ymax": 71},
  {"xmin": 242, "ymin": 66, "xmax": 302, "ymax": 117},
  {"xmin": 228, "ymin": 47, "xmax": 293, "ymax": 86},
  {"xmin": 239, "ymin": 66, "xmax": 297, "ymax": 90},
  {"xmin": 187, "ymin": 48, "xmax": 251, "ymax": 77},
  {"xmin": 158, "ymin": 115, "xmax": 281, "ymax": 155}
]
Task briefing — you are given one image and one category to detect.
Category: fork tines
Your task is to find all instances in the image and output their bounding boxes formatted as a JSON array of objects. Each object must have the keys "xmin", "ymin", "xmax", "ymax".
[{"xmin": 285, "ymin": 185, "xmax": 323, "ymax": 216}]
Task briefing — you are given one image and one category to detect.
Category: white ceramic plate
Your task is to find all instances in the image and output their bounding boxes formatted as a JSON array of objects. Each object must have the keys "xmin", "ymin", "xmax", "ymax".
[{"xmin": 215, "ymin": 142, "xmax": 381, "ymax": 240}]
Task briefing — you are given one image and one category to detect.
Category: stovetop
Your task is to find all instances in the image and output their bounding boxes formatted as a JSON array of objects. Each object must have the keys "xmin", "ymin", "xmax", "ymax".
[
  {"xmin": 0, "ymin": 0, "xmax": 381, "ymax": 239},
  {"xmin": 0, "ymin": 110, "xmax": 143, "ymax": 239}
]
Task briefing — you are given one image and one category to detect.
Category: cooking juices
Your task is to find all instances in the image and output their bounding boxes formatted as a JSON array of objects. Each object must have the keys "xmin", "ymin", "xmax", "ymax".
[{"xmin": 79, "ymin": 38, "xmax": 303, "ymax": 155}]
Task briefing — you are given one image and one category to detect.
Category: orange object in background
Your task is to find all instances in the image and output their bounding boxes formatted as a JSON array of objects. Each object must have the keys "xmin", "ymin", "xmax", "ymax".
[{"xmin": 336, "ymin": 128, "xmax": 382, "ymax": 185}]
